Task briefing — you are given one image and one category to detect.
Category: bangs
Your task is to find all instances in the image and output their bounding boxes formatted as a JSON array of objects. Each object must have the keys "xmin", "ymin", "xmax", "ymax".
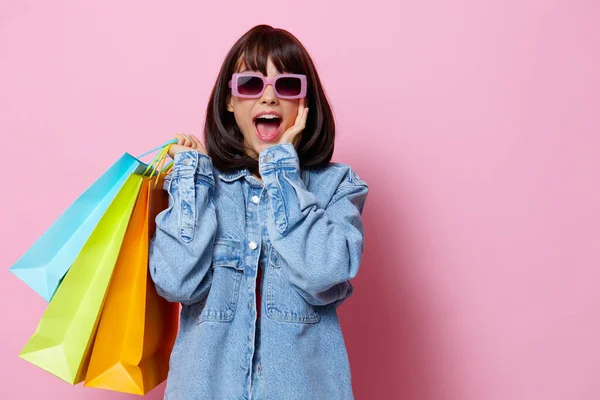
[{"xmin": 234, "ymin": 31, "xmax": 306, "ymax": 75}]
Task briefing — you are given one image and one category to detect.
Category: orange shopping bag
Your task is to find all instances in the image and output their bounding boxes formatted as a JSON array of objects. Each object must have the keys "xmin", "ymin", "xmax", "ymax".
[{"xmin": 84, "ymin": 169, "xmax": 179, "ymax": 395}]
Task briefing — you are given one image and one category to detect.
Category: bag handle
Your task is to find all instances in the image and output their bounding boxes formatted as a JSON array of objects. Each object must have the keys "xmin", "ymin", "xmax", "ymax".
[
  {"xmin": 136, "ymin": 139, "xmax": 178, "ymax": 159},
  {"xmin": 137, "ymin": 139, "xmax": 178, "ymax": 187}
]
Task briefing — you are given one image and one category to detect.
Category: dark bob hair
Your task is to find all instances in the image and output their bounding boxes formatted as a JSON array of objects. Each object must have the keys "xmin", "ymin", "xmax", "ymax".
[{"xmin": 204, "ymin": 24, "xmax": 335, "ymax": 174}]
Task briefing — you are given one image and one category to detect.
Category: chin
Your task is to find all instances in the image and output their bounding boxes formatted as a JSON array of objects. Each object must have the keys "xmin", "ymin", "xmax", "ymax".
[{"xmin": 245, "ymin": 134, "xmax": 282, "ymax": 159}]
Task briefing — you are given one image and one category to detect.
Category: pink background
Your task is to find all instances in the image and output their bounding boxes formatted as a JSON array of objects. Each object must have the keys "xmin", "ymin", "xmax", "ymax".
[{"xmin": 1, "ymin": 1, "xmax": 599, "ymax": 399}]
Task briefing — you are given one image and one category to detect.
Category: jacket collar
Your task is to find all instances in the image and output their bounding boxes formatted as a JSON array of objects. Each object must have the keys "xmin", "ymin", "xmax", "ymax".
[
  {"xmin": 217, "ymin": 167, "xmax": 310, "ymax": 186},
  {"xmin": 218, "ymin": 168, "xmax": 249, "ymax": 182}
]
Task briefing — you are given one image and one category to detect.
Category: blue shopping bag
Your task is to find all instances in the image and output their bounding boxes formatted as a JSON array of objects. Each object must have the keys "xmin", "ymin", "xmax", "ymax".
[{"xmin": 9, "ymin": 139, "xmax": 177, "ymax": 302}]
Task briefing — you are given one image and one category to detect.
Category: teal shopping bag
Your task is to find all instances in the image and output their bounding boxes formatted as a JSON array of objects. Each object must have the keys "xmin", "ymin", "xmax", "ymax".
[{"xmin": 9, "ymin": 139, "xmax": 177, "ymax": 302}]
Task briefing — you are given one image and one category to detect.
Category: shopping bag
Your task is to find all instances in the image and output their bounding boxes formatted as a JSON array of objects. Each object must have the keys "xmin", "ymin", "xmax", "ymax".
[
  {"xmin": 9, "ymin": 140, "xmax": 177, "ymax": 302},
  {"xmin": 19, "ymin": 174, "xmax": 144, "ymax": 384},
  {"xmin": 84, "ymin": 172, "xmax": 179, "ymax": 395}
]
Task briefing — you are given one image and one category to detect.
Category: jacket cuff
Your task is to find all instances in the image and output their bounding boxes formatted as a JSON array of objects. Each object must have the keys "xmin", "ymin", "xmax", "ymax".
[
  {"xmin": 171, "ymin": 151, "xmax": 215, "ymax": 186},
  {"xmin": 258, "ymin": 143, "xmax": 307, "ymax": 235}
]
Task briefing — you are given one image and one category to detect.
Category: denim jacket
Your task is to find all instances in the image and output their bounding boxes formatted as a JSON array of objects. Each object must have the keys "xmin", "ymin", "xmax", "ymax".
[{"xmin": 149, "ymin": 143, "xmax": 368, "ymax": 400}]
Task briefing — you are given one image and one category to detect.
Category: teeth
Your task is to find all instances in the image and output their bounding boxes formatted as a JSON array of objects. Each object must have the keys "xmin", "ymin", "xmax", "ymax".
[{"xmin": 256, "ymin": 114, "xmax": 279, "ymax": 120}]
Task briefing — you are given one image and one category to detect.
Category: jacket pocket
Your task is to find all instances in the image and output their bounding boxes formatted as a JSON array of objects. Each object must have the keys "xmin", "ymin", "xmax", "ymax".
[
  {"xmin": 197, "ymin": 238, "xmax": 243, "ymax": 323},
  {"xmin": 265, "ymin": 246, "xmax": 321, "ymax": 324}
]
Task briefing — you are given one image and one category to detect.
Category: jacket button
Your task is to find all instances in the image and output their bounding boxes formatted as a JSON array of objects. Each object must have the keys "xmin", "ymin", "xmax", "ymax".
[
  {"xmin": 248, "ymin": 241, "xmax": 258, "ymax": 250},
  {"xmin": 251, "ymin": 195, "xmax": 260, "ymax": 204}
]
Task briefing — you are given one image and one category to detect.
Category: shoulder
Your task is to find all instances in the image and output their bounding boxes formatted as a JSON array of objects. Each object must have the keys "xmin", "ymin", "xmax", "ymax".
[
  {"xmin": 303, "ymin": 162, "xmax": 368, "ymax": 207},
  {"xmin": 306, "ymin": 162, "xmax": 368, "ymax": 190}
]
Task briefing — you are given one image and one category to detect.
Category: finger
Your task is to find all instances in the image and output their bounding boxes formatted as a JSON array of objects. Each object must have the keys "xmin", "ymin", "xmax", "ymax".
[
  {"xmin": 182, "ymin": 134, "xmax": 192, "ymax": 148},
  {"xmin": 189, "ymin": 134, "xmax": 202, "ymax": 149},
  {"xmin": 184, "ymin": 134, "xmax": 197, "ymax": 148},
  {"xmin": 301, "ymin": 107, "xmax": 308, "ymax": 127},
  {"xmin": 174, "ymin": 133, "xmax": 186, "ymax": 146},
  {"xmin": 295, "ymin": 98, "xmax": 306, "ymax": 125},
  {"xmin": 294, "ymin": 108, "xmax": 308, "ymax": 132}
]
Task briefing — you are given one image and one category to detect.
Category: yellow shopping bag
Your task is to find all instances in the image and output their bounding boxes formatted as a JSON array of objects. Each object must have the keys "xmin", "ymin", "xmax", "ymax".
[
  {"xmin": 19, "ymin": 174, "xmax": 144, "ymax": 384},
  {"xmin": 84, "ymin": 170, "xmax": 179, "ymax": 394}
]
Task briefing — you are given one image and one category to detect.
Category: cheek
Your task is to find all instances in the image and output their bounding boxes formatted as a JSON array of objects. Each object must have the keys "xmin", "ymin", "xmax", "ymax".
[{"xmin": 232, "ymin": 102, "xmax": 255, "ymax": 127}]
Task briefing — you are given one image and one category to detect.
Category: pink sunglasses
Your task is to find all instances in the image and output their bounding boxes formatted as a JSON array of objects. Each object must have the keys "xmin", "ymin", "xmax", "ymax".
[{"xmin": 228, "ymin": 72, "xmax": 307, "ymax": 99}]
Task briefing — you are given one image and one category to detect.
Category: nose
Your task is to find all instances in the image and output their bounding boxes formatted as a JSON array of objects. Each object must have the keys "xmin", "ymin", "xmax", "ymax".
[{"xmin": 260, "ymin": 83, "xmax": 278, "ymax": 104}]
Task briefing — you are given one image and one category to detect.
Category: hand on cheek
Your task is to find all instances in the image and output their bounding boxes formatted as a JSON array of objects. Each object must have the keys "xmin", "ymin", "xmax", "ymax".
[{"xmin": 280, "ymin": 97, "xmax": 308, "ymax": 147}]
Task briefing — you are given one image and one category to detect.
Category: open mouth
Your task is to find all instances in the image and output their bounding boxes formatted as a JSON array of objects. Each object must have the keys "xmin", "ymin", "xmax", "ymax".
[{"xmin": 253, "ymin": 115, "xmax": 282, "ymax": 142}]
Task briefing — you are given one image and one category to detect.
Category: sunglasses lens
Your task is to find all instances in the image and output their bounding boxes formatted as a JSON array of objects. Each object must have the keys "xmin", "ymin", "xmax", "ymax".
[
  {"xmin": 237, "ymin": 76, "xmax": 264, "ymax": 95},
  {"xmin": 275, "ymin": 77, "xmax": 302, "ymax": 97}
]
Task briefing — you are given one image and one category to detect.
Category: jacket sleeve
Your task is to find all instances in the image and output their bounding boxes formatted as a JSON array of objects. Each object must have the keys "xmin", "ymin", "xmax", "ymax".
[
  {"xmin": 259, "ymin": 143, "xmax": 369, "ymax": 307},
  {"xmin": 149, "ymin": 150, "xmax": 218, "ymax": 306}
]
